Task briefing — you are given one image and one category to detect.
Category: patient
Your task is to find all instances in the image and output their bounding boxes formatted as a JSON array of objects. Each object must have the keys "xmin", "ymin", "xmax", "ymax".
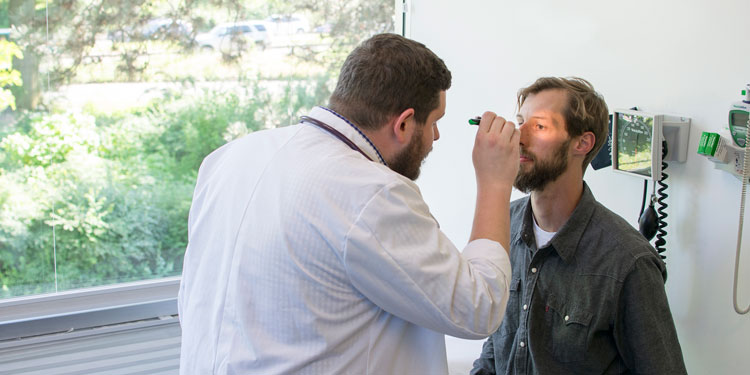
[{"xmin": 471, "ymin": 77, "xmax": 687, "ymax": 374}]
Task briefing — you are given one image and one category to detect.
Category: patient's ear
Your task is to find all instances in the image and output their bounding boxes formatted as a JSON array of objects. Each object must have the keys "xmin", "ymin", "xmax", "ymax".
[{"xmin": 574, "ymin": 131, "xmax": 595, "ymax": 156}]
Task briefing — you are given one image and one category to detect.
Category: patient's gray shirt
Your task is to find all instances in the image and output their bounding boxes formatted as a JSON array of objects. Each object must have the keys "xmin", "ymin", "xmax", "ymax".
[{"xmin": 471, "ymin": 183, "xmax": 687, "ymax": 375}]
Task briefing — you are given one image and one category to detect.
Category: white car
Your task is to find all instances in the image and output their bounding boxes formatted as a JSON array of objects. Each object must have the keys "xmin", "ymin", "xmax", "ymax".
[
  {"xmin": 195, "ymin": 21, "xmax": 270, "ymax": 53},
  {"xmin": 265, "ymin": 15, "xmax": 309, "ymax": 35}
]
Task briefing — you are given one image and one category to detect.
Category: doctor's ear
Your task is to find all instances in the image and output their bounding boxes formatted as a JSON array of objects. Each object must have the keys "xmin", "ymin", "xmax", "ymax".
[{"xmin": 392, "ymin": 108, "xmax": 416, "ymax": 142}]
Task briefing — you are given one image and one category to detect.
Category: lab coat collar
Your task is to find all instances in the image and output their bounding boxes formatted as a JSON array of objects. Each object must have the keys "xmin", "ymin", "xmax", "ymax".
[{"xmin": 305, "ymin": 106, "xmax": 387, "ymax": 166}]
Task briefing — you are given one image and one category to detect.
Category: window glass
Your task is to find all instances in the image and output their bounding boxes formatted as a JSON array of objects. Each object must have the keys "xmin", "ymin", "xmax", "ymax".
[{"xmin": 0, "ymin": 0, "xmax": 395, "ymax": 298}]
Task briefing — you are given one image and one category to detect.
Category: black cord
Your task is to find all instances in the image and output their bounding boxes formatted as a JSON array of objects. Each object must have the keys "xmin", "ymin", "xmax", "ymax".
[
  {"xmin": 654, "ymin": 140, "xmax": 669, "ymax": 260},
  {"xmin": 639, "ymin": 179, "xmax": 648, "ymax": 219}
]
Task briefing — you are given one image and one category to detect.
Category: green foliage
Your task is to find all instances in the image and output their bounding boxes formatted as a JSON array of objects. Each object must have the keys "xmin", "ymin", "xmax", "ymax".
[
  {"xmin": 0, "ymin": 39, "xmax": 22, "ymax": 111},
  {"xmin": 148, "ymin": 83, "xmax": 270, "ymax": 175},
  {"xmin": 0, "ymin": 75, "xmax": 331, "ymax": 298},
  {"xmin": 2, "ymin": 112, "xmax": 99, "ymax": 167}
]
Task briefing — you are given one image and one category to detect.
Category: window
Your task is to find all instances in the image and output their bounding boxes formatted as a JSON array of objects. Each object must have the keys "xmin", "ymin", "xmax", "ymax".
[{"xmin": 0, "ymin": 0, "xmax": 396, "ymax": 301}]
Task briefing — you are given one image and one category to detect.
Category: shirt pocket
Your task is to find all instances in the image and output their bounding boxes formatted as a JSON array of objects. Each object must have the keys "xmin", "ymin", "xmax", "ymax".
[
  {"xmin": 499, "ymin": 277, "xmax": 522, "ymax": 338},
  {"xmin": 543, "ymin": 294, "xmax": 593, "ymax": 363}
]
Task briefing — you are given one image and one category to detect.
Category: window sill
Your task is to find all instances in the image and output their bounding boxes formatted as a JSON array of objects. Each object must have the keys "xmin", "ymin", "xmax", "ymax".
[{"xmin": 0, "ymin": 277, "xmax": 180, "ymax": 342}]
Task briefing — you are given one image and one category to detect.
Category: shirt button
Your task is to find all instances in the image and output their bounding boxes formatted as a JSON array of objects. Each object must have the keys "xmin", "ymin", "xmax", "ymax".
[
  {"xmin": 523, "ymin": 304, "xmax": 528, "ymax": 311},
  {"xmin": 519, "ymin": 341, "xmax": 526, "ymax": 348},
  {"xmin": 565, "ymin": 315, "xmax": 570, "ymax": 321},
  {"xmin": 531, "ymin": 267, "xmax": 538, "ymax": 273}
]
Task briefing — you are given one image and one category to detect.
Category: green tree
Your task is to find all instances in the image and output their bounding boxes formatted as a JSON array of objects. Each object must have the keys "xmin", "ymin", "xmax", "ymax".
[{"xmin": 0, "ymin": 39, "xmax": 21, "ymax": 110}]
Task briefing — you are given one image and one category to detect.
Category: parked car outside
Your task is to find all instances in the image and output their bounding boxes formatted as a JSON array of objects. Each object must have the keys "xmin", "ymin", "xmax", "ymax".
[
  {"xmin": 107, "ymin": 18, "xmax": 192, "ymax": 42},
  {"xmin": 142, "ymin": 18, "xmax": 193, "ymax": 40},
  {"xmin": 265, "ymin": 15, "xmax": 309, "ymax": 35},
  {"xmin": 195, "ymin": 21, "xmax": 270, "ymax": 54}
]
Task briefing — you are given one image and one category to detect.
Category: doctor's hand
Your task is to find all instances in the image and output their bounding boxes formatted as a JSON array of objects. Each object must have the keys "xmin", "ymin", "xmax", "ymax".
[
  {"xmin": 472, "ymin": 111, "xmax": 520, "ymax": 191},
  {"xmin": 469, "ymin": 111, "xmax": 519, "ymax": 249}
]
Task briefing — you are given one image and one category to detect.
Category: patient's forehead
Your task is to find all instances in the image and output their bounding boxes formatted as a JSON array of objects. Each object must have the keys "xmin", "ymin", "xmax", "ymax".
[{"xmin": 519, "ymin": 90, "xmax": 567, "ymax": 126}]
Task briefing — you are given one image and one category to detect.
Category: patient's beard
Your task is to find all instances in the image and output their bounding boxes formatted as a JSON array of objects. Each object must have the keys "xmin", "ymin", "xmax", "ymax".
[{"xmin": 514, "ymin": 138, "xmax": 570, "ymax": 193}]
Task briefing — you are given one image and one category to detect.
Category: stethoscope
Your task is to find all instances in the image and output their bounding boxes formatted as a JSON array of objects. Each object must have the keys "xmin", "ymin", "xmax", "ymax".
[
  {"xmin": 301, "ymin": 115, "xmax": 440, "ymax": 226},
  {"xmin": 300, "ymin": 115, "xmax": 378, "ymax": 163}
]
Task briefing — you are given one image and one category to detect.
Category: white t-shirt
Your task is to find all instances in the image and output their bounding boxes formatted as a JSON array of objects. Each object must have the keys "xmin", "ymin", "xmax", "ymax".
[
  {"xmin": 533, "ymin": 215, "xmax": 557, "ymax": 249},
  {"xmin": 178, "ymin": 106, "xmax": 512, "ymax": 375}
]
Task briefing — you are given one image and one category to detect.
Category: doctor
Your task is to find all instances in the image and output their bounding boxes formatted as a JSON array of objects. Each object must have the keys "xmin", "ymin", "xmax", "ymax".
[{"xmin": 178, "ymin": 33, "xmax": 520, "ymax": 374}]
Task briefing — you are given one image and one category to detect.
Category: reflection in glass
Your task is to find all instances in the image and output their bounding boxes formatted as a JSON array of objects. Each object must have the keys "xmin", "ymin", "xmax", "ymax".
[{"xmin": 615, "ymin": 113, "xmax": 653, "ymax": 177}]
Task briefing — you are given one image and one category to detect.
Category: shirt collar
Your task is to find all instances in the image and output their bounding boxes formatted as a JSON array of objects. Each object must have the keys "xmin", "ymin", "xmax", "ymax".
[
  {"xmin": 305, "ymin": 106, "xmax": 387, "ymax": 165},
  {"xmin": 519, "ymin": 182, "xmax": 597, "ymax": 263}
]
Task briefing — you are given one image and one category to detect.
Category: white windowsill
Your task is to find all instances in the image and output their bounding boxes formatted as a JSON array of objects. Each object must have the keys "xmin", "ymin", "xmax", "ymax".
[{"xmin": 0, "ymin": 277, "xmax": 180, "ymax": 342}]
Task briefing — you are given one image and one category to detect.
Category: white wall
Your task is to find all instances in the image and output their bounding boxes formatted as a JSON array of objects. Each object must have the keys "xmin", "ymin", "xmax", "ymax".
[{"xmin": 407, "ymin": 0, "xmax": 750, "ymax": 373}]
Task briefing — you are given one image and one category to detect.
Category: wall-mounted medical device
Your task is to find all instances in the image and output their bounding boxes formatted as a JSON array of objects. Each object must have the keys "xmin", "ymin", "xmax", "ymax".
[
  {"xmin": 697, "ymin": 84, "xmax": 750, "ymax": 315},
  {"xmin": 608, "ymin": 108, "xmax": 691, "ymax": 262},
  {"xmin": 611, "ymin": 109, "xmax": 691, "ymax": 181},
  {"xmin": 698, "ymin": 86, "xmax": 750, "ymax": 179},
  {"xmin": 729, "ymin": 89, "xmax": 750, "ymax": 148}
]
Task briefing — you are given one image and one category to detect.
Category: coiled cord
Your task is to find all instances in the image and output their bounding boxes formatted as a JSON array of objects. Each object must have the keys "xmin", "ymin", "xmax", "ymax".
[{"xmin": 654, "ymin": 140, "xmax": 669, "ymax": 260}]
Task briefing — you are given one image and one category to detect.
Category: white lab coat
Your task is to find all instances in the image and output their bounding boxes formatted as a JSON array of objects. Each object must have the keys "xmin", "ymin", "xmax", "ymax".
[{"xmin": 178, "ymin": 106, "xmax": 511, "ymax": 374}]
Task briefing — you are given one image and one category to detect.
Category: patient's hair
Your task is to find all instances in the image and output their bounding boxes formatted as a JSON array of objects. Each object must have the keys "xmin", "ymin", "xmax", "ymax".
[
  {"xmin": 518, "ymin": 77, "xmax": 609, "ymax": 172},
  {"xmin": 329, "ymin": 33, "xmax": 452, "ymax": 130}
]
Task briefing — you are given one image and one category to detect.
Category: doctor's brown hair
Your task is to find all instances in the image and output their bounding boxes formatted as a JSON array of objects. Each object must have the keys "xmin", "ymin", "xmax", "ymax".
[
  {"xmin": 328, "ymin": 33, "xmax": 452, "ymax": 130},
  {"xmin": 517, "ymin": 77, "xmax": 609, "ymax": 172}
]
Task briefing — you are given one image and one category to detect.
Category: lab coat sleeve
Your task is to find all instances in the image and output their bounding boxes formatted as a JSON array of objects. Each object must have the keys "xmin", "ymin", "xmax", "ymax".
[{"xmin": 343, "ymin": 180, "xmax": 512, "ymax": 339}]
